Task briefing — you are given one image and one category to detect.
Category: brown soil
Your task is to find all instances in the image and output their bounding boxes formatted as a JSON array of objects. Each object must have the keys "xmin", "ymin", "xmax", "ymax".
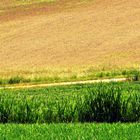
[{"xmin": 0, "ymin": 0, "xmax": 140, "ymax": 71}]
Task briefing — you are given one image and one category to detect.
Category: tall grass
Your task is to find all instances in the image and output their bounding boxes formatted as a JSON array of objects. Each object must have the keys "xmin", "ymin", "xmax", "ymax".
[
  {"xmin": 79, "ymin": 83, "xmax": 140, "ymax": 122},
  {"xmin": 0, "ymin": 82, "xmax": 140, "ymax": 123},
  {"xmin": 0, "ymin": 69, "xmax": 139, "ymax": 85}
]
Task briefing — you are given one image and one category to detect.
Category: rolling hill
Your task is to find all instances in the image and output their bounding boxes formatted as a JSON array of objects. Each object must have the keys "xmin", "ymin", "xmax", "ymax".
[{"xmin": 0, "ymin": 0, "xmax": 140, "ymax": 75}]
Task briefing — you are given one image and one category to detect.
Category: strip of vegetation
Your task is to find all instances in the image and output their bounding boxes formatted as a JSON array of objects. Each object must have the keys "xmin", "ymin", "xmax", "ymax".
[
  {"xmin": 0, "ymin": 82, "xmax": 140, "ymax": 123},
  {"xmin": 0, "ymin": 0, "xmax": 56, "ymax": 10},
  {"xmin": 0, "ymin": 69, "xmax": 139, "ymax": 85},
  {"xmin": 0, "ymin": 123, "xmax": 140, "ymax": 140}
]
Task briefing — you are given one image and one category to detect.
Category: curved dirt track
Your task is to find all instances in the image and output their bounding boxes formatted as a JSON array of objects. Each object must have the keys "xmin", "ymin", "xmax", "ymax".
[
  {"xmin": 0, "ymin": 78, "xmax": 127, "ymax": 89},
  {"xmin": 0, "ymin": 0, "xmax": 140, "ymax": 71}
]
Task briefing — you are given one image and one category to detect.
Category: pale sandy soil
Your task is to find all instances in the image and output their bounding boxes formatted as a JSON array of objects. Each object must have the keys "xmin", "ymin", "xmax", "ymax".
[{"xmin": 0, "ymin": 0, "xmax": 140, "ymax": 74}]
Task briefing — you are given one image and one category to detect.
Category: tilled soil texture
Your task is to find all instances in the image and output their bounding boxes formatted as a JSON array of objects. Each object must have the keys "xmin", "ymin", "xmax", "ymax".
[{"xmin": 0, "ymin": 0, "xmax": 140, "ymax": 71}]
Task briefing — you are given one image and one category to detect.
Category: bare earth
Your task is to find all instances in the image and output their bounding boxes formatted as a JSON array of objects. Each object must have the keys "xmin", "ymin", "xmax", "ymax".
[{"xmin": 0, "ymin": 0, "xmax": 140, "ymax": 72}]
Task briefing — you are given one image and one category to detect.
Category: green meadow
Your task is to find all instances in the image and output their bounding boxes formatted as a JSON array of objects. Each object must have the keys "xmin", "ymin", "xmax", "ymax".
[{"xmin": 0, "ymin": 123, "xmax": 140, "ymax": 140}]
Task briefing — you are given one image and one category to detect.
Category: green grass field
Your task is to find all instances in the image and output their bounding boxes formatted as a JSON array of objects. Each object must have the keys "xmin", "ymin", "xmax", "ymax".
[
  {"xmin": 0, "ymin": 81, "xmax": 140, "ymax": 139},
  {"xmin": 0, "ymin": 123, "xmax": 140, "ymax": 140},
  {"xmin": 0, "ymin": 82, "xmax": 140, "ymax": 123}
]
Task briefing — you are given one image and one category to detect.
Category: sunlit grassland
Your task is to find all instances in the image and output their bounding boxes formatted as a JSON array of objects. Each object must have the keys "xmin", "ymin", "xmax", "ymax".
[
  {"xmin": 0, "ymin": 67, "xmax": 139, "ymax": 85},
  {"xmin": 0, "ymin": 82, "xmax": 139, "ymax": 139},
  {"xmin": 0, "ymin": 82, "xmax": 140, "ymax": 123},
  {"xmin": 0, "ymin": 123, "xmax": 140, "ymax": 140}
]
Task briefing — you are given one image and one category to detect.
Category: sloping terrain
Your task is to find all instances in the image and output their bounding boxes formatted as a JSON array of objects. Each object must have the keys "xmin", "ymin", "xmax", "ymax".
[
  {"xmin": 0, "ymin": 0, "xmax": 55, "ymax": 9},
  {"xmin": 0, "ymin": 0, "xmax": 140, "ymax": 72}
]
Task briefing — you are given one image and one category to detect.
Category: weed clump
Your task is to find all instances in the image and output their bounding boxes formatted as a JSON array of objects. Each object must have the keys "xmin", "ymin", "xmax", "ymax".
[{"xmin": 8, "ymin": 76, "xmax": 24, "ymax": 84}]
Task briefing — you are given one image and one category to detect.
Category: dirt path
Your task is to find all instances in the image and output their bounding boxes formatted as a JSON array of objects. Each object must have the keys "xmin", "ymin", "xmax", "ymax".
[{"xmin": 0, "ymin": 78, "xmax": 127, "ymax": 89}]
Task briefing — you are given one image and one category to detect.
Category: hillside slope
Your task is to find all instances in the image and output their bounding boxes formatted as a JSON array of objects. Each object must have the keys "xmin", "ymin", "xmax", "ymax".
[{"xmin": 0, "ymin": 0, "xmax": 140, "ymax": 72}]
